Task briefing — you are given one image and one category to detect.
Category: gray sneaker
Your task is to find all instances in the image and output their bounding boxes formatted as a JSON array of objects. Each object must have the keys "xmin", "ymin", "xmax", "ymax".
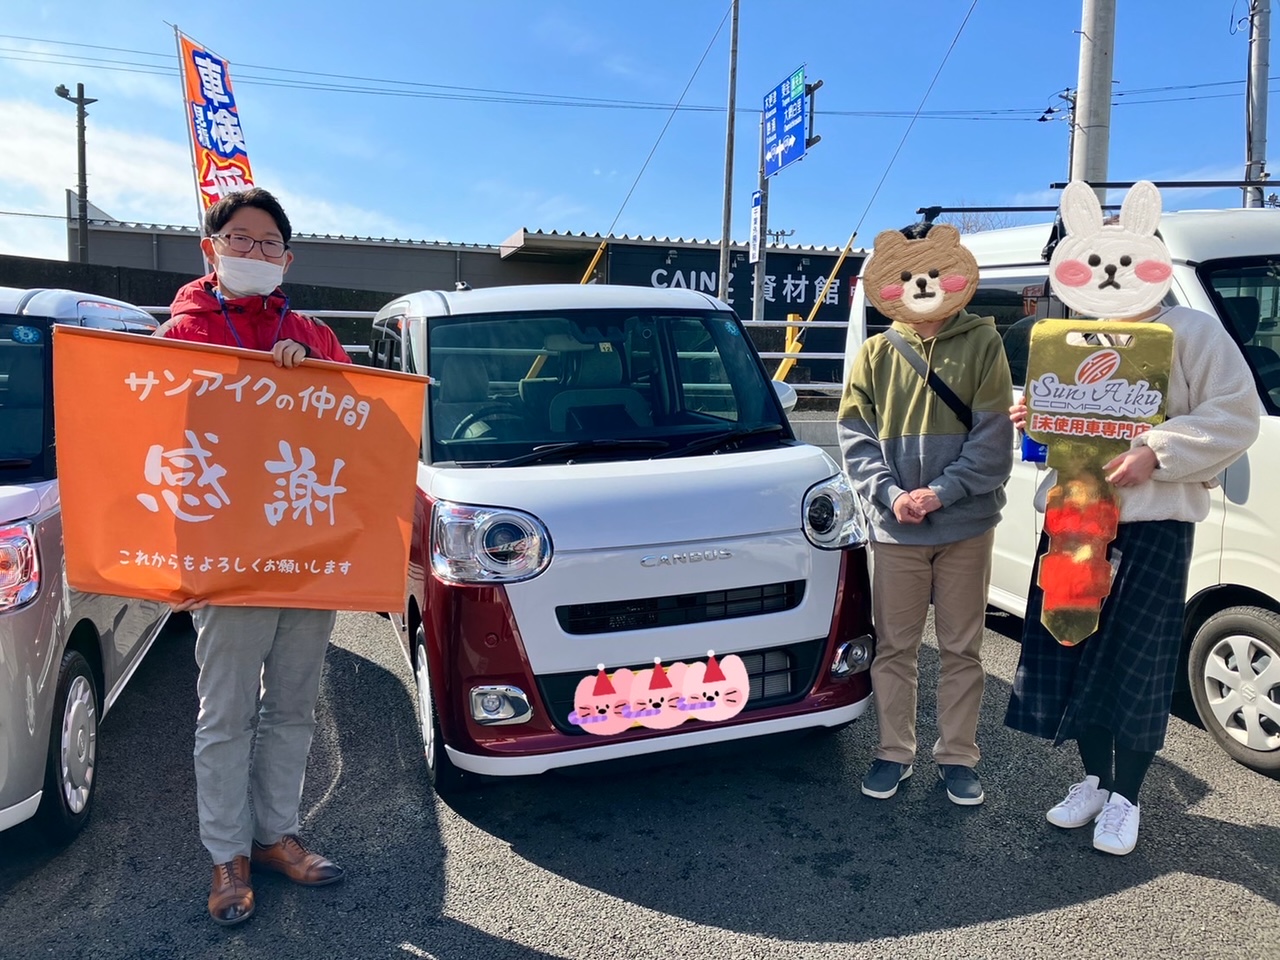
[
  {"xmin": 861, "ymin": 759, "xmax": 913, "ymax": 799},
  {"xmin": 938, "ymin": 764, "xmax": 985, "ymax": 806}
]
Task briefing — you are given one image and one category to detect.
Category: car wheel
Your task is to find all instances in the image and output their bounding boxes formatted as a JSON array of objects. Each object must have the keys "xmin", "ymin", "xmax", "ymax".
[
  {"xmin": 1188, "ymin": 605, "xmax": 1280, "ymax": 772},
  {"xmin": 414, "ymin": 626, "xmax": 469, "ymax": 796},
  {"xmin": 35, "ymin": 650, "xmax": 99, "ymax": 843}
]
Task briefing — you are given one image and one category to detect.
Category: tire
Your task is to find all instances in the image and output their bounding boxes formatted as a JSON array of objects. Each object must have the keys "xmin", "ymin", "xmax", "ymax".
[
  {"xmin": 1188, "ymin": 606, "xmax": 1280, "ymax": 773},
  {"xmin": 34, "ymin": 650, "xmax": 100, "ymax": 844},
  {"xmin": 413, "ymin": 627, "xmax": 469, "ymax": 796}
]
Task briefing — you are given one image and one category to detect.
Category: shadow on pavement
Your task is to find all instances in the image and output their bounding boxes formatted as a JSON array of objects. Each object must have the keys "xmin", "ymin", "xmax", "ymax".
[
  {"xmin": 0, "ymin": 617, "xmax": 563, "ymax": 960},
  {"xmin": 446, "ymin": 643, "xmax": 1280, "ymax": 946}
]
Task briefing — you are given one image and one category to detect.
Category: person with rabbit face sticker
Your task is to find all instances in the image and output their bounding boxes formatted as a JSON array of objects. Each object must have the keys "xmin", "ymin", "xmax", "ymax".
[
  {"xmin": 1005, "ymin": 181, "xmax": 1261, "ymax": 857},
  {"xmin": 839, "ymin": 222, "xmax": 1014, "ymax": 808}
]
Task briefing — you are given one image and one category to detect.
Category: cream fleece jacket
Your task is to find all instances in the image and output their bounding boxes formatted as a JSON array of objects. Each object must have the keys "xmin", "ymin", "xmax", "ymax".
[{"xmin": 1035, "ymin": 306, "xmax": 1261, "ymax": 523}]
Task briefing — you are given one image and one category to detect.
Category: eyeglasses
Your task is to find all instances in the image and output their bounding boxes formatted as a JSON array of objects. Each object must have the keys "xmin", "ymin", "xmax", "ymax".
[{"xmin": 210, "ymin": 233, "xmax": 289, "ymax": 258}]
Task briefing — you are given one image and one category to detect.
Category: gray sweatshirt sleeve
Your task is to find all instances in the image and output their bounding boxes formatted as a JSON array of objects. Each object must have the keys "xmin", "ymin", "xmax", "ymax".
[{"xmin": 839, "ymin": 418, "xmax": 907, "ymax": 510}]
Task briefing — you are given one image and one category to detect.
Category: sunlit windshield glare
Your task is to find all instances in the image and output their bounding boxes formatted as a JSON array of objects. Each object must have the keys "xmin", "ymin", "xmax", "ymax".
[{"xmin": 425, "ymin": 309, "xmax": 785, "ymax": 463}]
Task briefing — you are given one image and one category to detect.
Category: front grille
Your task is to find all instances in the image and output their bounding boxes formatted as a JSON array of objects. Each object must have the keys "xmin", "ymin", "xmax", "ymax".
[
  {"xmin": 538, "ymin": 638, "xmax": 825, "ymax": 735},
  {"xmin": 556, "ymin": 580, "xmax": 805, "ymax": 635}
]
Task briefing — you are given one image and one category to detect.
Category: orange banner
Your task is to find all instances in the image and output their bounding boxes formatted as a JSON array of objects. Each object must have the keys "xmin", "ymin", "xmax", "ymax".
[
  {"xmin": 52, "ymin": 327, "xmax": 426, "ymax": 612},
  {"xmin": 177, "ymin": 31, "xmax": 255, "ymax": 209}
]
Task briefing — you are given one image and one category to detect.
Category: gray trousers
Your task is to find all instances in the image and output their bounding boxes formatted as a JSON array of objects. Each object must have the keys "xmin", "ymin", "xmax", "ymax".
[{"xmin": 192, "ymin": 605, "xmax": 336, "ymax": 864}]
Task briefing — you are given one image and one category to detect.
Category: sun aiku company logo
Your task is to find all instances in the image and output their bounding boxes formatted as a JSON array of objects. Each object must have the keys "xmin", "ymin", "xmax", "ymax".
[{"xmin": 1029, "ymin": 348, "xmax": 1163, "ymax": 418}]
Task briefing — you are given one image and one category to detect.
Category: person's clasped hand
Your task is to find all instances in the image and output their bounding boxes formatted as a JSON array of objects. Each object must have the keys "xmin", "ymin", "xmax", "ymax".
[
  {"xmin": 272, "ymin": 338, "xmax": 308, "ymax": 368},
  {"xmin": 893, "ymin": 492, "xmax": 927, "ymax": 524},
  {"xmin": 909, "ymin": 488, "xmax": 943, "ymax": 514}
]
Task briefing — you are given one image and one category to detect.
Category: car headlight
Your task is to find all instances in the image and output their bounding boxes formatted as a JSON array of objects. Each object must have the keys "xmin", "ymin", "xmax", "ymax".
[
  {"xmin": 431, "ymin": 501, "xmax": 552, "ymax": 584},
  {"xmin": 0, "ymin": 522, "xmax": 41, "ymax": 611},
  {"xmin": 802, "ymin": 474, "xmax": 867, "ymax": 549}
]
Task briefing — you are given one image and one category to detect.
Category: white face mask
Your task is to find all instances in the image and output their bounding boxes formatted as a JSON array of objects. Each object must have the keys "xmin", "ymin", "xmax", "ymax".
[{"xmin": 216, "ymin": 255, "xmax": 285, "ymax": 297}]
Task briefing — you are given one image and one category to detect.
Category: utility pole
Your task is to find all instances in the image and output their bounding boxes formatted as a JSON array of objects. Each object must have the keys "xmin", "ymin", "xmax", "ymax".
[
  {"xmin": 1245, "ymin": 0, "xmax": 1271, "ymax": 207},
  {"xmin": 1071, "ymin": 0, "xmax": 1116, "ymax": 201},
  {"xmin": 751, "ymin": 115, "xmax": 769, "ymax": 323},
  {"xmin": 55, "ymin": 82, "xmax": 97, "ymax": 264},
  {"xmin": 717, "ymin": 0, "xmax": 740, "ymax": 301}
]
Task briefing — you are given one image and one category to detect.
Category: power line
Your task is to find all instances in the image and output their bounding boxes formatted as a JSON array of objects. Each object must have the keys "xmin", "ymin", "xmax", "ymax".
[
  {"xmin": 850, "ymin": 0, "xmax": 982, "ymax": 237},
  {"xmin": 606, "ymin": 3, "xmax": 731, "ymax": 236},
  {"xmin": 3, "ymin": 35, "xmax": 1258, "ymax": 122}
]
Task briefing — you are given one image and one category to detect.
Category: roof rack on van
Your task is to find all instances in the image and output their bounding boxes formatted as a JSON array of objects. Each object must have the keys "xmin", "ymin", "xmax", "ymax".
[
  {"xmin": 1047, "ymin": 179, "xmax": 1268, "ymax": 190},
  {"xmin": 916, "ymin": 204, "xmax": 1118, "ymax": 223},
  {"xmin": 918, "ymin": 179, "xmax": 1276, "ymax": 263}
]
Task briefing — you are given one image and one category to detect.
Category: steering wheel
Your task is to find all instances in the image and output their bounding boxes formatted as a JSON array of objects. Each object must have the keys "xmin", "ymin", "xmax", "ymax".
[{"xmin": 450, "ymin": 403, "xmax": 522, "ymax": 440}]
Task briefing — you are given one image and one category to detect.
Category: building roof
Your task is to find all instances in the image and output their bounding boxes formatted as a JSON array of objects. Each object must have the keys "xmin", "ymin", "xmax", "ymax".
[{"xmin": 499, "ymin": 226, "xmax": 850, "ymax": 261}]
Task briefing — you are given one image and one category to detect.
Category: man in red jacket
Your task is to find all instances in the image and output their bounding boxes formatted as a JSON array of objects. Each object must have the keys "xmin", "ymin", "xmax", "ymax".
[{"xmin": 162, "ymin": 188, "xmax": 349, "ymax": 926}]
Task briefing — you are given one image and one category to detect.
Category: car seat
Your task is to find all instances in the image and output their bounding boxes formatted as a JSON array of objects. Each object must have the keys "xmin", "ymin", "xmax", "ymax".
[
  {"xmin": 1222, "ymin": 295, "xmax": 1280, "ymax": 386},
  {"xmin": 547, "ymin": 343, "xmax": 652, "ymax": 433},
  {"xmin": 432, "ymin": 354, "xmax": 491, "ymax": 440}
]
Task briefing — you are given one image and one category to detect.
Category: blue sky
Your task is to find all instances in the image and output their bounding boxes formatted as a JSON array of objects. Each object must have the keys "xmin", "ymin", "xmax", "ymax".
[{"xmin": 0, "ymin": 1, "xmax": 1271, "ymax": 262}]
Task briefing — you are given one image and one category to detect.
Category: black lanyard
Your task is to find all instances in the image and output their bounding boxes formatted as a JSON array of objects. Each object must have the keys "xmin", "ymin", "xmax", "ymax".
[{"xmin": 214, "ymin": 289, "xmax": 289, "ymax": 351}]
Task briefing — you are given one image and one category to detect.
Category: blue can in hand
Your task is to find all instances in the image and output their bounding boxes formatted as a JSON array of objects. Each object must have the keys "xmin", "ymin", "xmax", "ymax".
[{"xmin": 1021, "ymin": 434, "xmax": 1048, "ymax": 463}]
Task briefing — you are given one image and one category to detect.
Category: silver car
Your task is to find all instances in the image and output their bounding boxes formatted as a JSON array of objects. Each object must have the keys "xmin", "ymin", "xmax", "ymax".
[{"xmin": 0, "ymin": 287, "xmax": 169, "ymax": 843}]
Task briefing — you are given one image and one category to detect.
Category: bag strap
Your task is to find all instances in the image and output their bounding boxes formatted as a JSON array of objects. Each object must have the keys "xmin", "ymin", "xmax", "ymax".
[{"xmin": 882, "ymin": 328, "xmax": 974, "ymax": 432}]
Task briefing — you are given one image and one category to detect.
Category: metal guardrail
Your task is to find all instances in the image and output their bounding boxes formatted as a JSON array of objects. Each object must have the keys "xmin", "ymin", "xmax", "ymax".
[{"xmin": 139, "ymin": 307, "xmax": 845, "ymax": 392}]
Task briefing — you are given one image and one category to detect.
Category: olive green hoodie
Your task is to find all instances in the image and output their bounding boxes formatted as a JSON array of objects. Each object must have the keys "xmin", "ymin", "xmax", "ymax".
[{"xmin": 838, "ymin": 309, "xmax": 1014, "ymax": 545}]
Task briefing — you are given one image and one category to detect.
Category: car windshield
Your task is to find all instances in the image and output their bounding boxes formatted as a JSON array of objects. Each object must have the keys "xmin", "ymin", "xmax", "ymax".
[
  {"xmin": 423, "ymin": 307, "xmax": 790, "ymax": 465},
  {"xmin": 1200, "ymin": 256, "xmax": 1280, "ymax": 413},
  {"xmin": 0, "ymin": 315, "xmax": 52, "ymax": 483}
]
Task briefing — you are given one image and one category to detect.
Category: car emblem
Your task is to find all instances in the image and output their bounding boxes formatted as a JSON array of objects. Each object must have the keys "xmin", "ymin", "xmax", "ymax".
[{"xmin": 639, "ymin": 549, "xmax": 732, "ymax": 568}]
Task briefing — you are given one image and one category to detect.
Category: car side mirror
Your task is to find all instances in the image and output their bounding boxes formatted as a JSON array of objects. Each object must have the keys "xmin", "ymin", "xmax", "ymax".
[{"xmin": 771, "ymin": 379, "xmax": 798, "ymax": 414}]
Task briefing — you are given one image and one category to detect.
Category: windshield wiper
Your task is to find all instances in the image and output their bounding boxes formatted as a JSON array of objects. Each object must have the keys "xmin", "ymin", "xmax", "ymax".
[
  {"xmin": 0, "ymin": 458, "xmax": 34, "ymax": 468},
  {"xmin": 655, "ymin": 424, "xmax": 787, "ymax": 459},
  {"xmin": 494, "ymin": 438, "xmax": 669, "ymax": 468}
]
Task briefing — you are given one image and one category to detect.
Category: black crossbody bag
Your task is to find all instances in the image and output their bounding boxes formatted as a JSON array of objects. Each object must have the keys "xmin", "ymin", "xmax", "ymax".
[{"xmin": 881, "ymin": 328, "xmax": 973, "ymax": 432}]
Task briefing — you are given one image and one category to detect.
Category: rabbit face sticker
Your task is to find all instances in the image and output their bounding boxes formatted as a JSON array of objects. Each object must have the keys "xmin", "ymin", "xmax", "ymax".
[
  {"xmin": 1049, "ymin": 180, "xmax": 1173, "ymax": 319},
  {"xmin": 864, "ymin": 224, "xmax": 979, "ymax": 325},
  {"xmin": 569, "ymin": 665, "xmax": 634, "ymax": 736}
]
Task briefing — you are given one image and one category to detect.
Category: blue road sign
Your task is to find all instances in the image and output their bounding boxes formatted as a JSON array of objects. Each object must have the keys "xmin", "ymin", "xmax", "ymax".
[{"xmin": 764, "ymin": 67, "xmax": 807, "ymax": 177}]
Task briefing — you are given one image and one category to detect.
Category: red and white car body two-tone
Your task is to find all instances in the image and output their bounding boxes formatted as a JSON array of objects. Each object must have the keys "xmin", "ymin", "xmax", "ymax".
[{"xmin": 368, "ymin": 284, "xmax": 874, "ymax": 791}]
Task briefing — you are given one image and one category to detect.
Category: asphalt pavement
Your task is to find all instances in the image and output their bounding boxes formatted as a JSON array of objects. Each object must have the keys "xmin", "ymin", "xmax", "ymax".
[{"xmin": 1, "ymin": 607, "xmax": 1277, "ymax": 960}]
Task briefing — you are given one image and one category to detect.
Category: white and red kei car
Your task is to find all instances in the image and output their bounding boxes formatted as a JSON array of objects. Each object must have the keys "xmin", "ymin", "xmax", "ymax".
[{"xmin": 368, "ymin": 284, "xmax": 876, "ymax": 792}]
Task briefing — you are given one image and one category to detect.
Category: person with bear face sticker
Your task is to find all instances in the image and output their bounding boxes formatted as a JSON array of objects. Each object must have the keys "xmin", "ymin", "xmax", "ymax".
[
  {"xmin": 1005, "ymin": 181, "xmax": 1260, "ymax": 856},
  {"xmin": 839, "ymin": 222, "xmax": 1014, "ymax": 806}
]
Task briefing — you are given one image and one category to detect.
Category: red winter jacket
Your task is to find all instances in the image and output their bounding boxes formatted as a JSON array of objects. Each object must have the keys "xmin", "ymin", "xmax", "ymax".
[{"xmin": 160, "ymin": 274, "xmax": 351, "ymax": 363}]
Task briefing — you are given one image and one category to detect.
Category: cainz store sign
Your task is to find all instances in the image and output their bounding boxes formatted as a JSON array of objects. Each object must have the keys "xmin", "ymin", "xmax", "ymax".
[{"xmin": 606, "ymin": 243, "xmax": 862, "ymax": 383}]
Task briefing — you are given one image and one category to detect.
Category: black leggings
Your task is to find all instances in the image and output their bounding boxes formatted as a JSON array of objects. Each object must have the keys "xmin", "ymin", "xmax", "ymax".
[{"xmin": 1077, "ymin": 725, "xmax": 1154, "ymax": 802}]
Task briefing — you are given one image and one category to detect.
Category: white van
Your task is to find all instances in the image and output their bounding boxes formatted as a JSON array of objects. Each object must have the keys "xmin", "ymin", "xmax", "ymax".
[
  {"xmin": 369, "ymin": 283, "xmax": 876, "ymax": 793},
  {"xmin": 844, "ymin": 209, "xmax": 1280, "ymax": 772}
]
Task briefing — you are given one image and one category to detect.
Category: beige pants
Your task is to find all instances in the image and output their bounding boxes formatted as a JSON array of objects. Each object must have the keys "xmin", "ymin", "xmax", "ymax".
[{"xmin": 868, "ymin": 528, "xmax": 994, "ymax": 767}]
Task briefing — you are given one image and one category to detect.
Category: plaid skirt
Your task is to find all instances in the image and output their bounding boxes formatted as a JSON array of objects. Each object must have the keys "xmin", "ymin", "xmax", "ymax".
[{"xmin": 1004, "ymin": 519, "xmax": 1194, "ymax": 753}]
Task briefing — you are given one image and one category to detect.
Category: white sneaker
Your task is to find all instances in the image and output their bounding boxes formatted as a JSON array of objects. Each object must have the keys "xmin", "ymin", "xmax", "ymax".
[
  {"xmin": 1046, "ymin": 775, "xmax": 1110, "ymax": 829},
  {"xmin": 1093, "ymin": 793, "xmax": 1141, "ymax": 856}
]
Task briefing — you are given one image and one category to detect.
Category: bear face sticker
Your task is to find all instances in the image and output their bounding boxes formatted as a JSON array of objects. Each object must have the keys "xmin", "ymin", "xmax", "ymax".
[{"xmin": 864, "ymin": 224, "xmax": 979, "ymax": 326}]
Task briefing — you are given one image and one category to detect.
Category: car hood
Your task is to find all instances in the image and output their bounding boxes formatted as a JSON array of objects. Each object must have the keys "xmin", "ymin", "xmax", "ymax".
[
  {"xmin": 424, "ymin": 444, "xmax": 840, "ymax": 551},
  {"xmin": 0, "ymin": 480, "xmax": 58, "ymax": 525}
]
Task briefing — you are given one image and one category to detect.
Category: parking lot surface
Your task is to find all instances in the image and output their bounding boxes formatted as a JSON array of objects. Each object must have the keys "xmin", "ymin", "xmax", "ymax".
[{"xmin": 1, "ymin": 609, "xmax": 1277, "ymax": 960}]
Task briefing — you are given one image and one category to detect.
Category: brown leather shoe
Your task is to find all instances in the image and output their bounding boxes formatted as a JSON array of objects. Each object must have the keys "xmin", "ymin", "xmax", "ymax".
[
  {"xmin": 208, "ymin": 855, "xmax": 254, "ymax": 926},
  {"xmin": 251, "ymin": 835, "xmax": 344, "ymax": 886}
]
